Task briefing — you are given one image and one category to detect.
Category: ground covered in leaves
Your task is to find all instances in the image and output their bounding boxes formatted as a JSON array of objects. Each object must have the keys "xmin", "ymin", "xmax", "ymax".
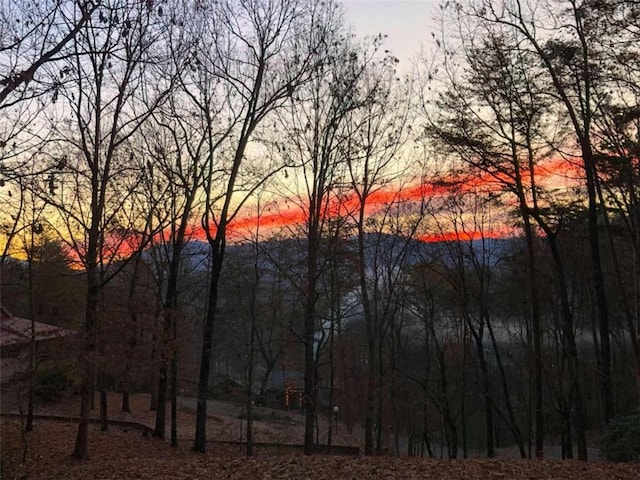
[
  {"xmin": 2, "ymin": 393, "xmax": 639, "ymax": 479},
  {"xmin": 9, "ymin": 392, "xmax": 361, "ymax": 447},
  {"xmin": 2, "ymin": 420, "xmax": 639, "ymax": 480}
]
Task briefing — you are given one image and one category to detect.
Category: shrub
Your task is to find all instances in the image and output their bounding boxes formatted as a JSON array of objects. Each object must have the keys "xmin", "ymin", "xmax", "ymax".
[
  {"xmin": 33, "ymin": 368, "xmax": 69, "ymax": 402},
  {"xmin": 600, "ymin": 413, "xmax": 640, "ymax": 462}
]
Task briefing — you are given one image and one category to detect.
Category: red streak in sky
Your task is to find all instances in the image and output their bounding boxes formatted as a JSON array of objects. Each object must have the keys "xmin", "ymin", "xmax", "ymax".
[
  {"xmin": 231, "ymin": 208, "xmax": 307, "ymax": 233},
  {"xmin": 223, "ymin": 183, "xmax": 451, "ymax": 241},
  {"xmin": 62, "ymin": 157, "xmax": 581, "ymax": 267},
  {"xmin": 165, "ymin": 156, "xmax": 582, "ymax": 246},
  {"xmin": 219, "ymin": 180, "xmax": 499, "ymax": 243}
]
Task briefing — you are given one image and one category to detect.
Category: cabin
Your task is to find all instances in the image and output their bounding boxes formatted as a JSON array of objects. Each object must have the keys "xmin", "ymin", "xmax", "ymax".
[{"xmin": 0, "ymin": 306, "xmax": 76, "ymax": 384}]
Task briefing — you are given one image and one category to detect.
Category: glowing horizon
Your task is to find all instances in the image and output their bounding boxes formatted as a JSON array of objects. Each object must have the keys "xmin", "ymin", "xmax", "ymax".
[
  {"xmin": 187, "ymin": 155, "xmax": 583, "ymax": 244},
  {"xmin": 0, "ymin": 155, "xmax": 582, "ymax": 264}
]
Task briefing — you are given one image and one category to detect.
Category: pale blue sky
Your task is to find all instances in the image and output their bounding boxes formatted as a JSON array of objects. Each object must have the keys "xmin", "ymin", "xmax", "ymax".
[{"xmin": 343, "ymin": 0, "xmax": 439, "ymax": 68}]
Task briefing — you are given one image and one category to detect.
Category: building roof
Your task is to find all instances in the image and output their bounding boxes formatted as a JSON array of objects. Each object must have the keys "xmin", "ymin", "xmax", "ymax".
[{"xmin": 0, "ymin": 306, "xmax": 76, "ymax": 348}]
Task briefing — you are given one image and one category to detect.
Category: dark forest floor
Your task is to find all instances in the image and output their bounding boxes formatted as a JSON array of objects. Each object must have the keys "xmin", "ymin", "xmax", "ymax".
[
  {"xmin": 2, "ymin": 420, "xmax": 640, "ymax": 480},
  {"xmin": 2, "ymin": 391, "xmax": 639, "ymax": 479}
]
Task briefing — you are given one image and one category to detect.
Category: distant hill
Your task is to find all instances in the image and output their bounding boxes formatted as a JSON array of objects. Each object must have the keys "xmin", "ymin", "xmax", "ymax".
[{"xmin": 154, "ymin": 233, "xmax": 522, "ymax": 276}]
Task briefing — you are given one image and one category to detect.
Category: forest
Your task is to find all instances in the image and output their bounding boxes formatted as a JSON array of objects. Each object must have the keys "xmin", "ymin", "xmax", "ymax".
[{"xmin": 0, "ymin": 0, "xmax": 638, "ymax": 468}]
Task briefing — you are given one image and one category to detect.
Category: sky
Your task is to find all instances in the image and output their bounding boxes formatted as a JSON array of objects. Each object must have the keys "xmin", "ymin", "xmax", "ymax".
[
  {"xmin": 220, "ymin": 157, "xmax": 581, "ymax": 245},
  {"xmin": 0, "ymin": 1, "xmax": 584, "ymax": 258},
  {"xmin": 207, "ymin": 0, "xmax": 584, "ymax": 245},
  {"xmin": 207, "ymin": 1, "xmax": 449, "ymax": 244},
  {"xmin": 342, "ymin": 0, "xmax": 439, "ymax": 69}
]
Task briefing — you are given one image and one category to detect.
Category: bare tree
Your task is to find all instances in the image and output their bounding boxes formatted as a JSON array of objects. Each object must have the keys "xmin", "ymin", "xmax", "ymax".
[
  {"xmin": 458, "ymin": 0, "xmax": 618, "ymax": 436},
  {"xmin": 274, "ymin": 19, "xmax": 397, "ymax": 452},
  {"xmin": 342, "ymin": 50, "xmax": 417, "ymax": 454},
  {"xmin": 421, "ymin": 3, "xmax": 603, "ymax": 457},
  {"xmin": 0, "ymin": 0, "xmax": 98, "ymax": 105},
  {"xmin": 589, "ymin": 0, "xmax": 640, "ymax": 405},
  {"xmin": 137, "ymin": 12, "xmax": 210, "ymax": 439},
  {"xmin": 1, "ymin": 1, "xmax": 99, "ymax": 213},
  {"xmin": 191, "ymin": 0, "xmax": 337, "ymax": 454},
  {"xmin": 32, "ymin": 0, "xmax": 172, "ymax": 458}
]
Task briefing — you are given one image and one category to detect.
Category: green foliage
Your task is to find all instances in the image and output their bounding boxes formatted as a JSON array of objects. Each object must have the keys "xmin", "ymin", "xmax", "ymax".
[
  {"xmin": 600, "ymin": 413, "xmax": 640, "ymax": 462},
  {"xmin": 33, "ymin": 368, "xmax": 69, "ymax": 402}
]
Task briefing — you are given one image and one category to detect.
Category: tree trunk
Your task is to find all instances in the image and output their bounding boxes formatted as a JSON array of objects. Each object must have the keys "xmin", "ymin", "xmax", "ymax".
[
  {"xmin": 544, "ymin": 228, "xmax": 588, "ymax": 461},
  {"xmin": 487, "ymin": 317, "xmax": 526, "ymax": 457},
  {"xmin": 375, "ymin": 336, "xmax": 384, "ymax": 453},
  {"xmin": 302, "ymin": 208, "xmax": 320, "ymax": 455},
  {"xmin": 364, "ymin": 335, "xmax": 376, "ymax": 455},
  {"xmin": 72, "ymin": 361, "xmax": 92, "ymax": 459},
  {"xmin": 153, "ymin": 361, "xmax": 167, "ymax": 438},
  {"xmin": 596, "ymin": 177, "xmax": 640, "ymax": 409},
  {"xmin": 246, "ymin": 309, "xmax": 257, "ymax": 457},
  {"xmin": 122, "ymin": 391, "xmax": 130, "ymax": 413},
  {"xmin": 327, "ymin": 313, "xmax": 336, "ymax": 451},
  {"xmin": 422, "ymin": 398, "xmax": 433, "ymax": 458},
  {"xmin": 461, "ymin": 323, "xmax": 468, "ymax": 458},
  {"xmin": 439, "ymin": 347, "xmax": 457, "ymax": 459},
  {"xmin": 26, "ymin": 319, "xmax": 35, "ymax": 432},
  {"xmin": 149, "ymin": 364, "xmax": 158, "ymax": 411},
  {"xmin": 303, "ymin": 233, "xmax": 318, "ymax": 455},
  {"xmin": 583, "ymin": 145, "xmax": 613, "ymax": 423},
  {"xmin": 193, "ymin": 243, "xmax": 224, "ymax": 453},
  {"xmin": 72, "ymin": 276, "xmax": 99, "ymax": 460},
  {"xmin": 475, "ymin": 333, "xmax": 495, "ymax": 458},
  {"xmin": 561, "ymin": 406, "xmax": 573, "ymax": 460},
  {"xmin": 26, "ymin": 245, "xmax": 36, "ymax": 432},
  {"xmin": 357, "ymin": 209, "xmax": 376, "ymax": 456},
  {"xmin": 100, "ymin": 389, "xmax": 108, "ymax": 431},
  {"xmin": 522, "ymin": 213, "xmax": 544, "ymax": 459},
  {"xmin": 170, "ymin": 342, "xmax": 178, "ymax": 447}
]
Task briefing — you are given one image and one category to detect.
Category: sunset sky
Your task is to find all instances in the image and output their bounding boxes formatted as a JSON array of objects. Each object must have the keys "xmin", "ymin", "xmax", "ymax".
[
  {"xmin": 210, "ymin": 156, "xmax": 583, "ymax": 244},
  {"xmin": 0, "ymin": 1, "xmax": 586, "ymax": 259}
]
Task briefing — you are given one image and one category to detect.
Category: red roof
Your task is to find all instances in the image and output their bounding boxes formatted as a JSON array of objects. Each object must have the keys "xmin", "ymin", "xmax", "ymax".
[{"xmin": 0, "ymin": 306, "xmax": 76, "ymax": 348}]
